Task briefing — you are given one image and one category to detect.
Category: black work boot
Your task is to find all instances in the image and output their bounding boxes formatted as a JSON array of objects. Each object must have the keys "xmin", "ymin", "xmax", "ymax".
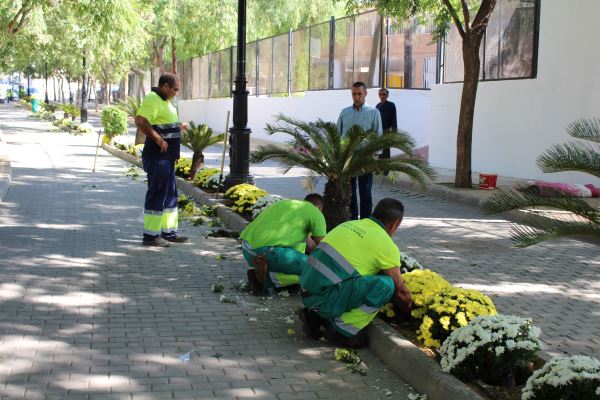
[
  {"xmin": 247, "ymin": 269, "xmax": 267, "ymax": 296},
  {"xmin": 323, "ymin": 326, "xmax": 369, "ymax": 349},
  {"xmin": 163, "ymin": 235, "xmax": 189, "ymax": 243},
  {"xmin": 299, "ymin": 307, "xmax": 324, "ymax": 340},
  {"xmin": 142, "ymin": 237, "xmax": 171, "ymax": 247}
]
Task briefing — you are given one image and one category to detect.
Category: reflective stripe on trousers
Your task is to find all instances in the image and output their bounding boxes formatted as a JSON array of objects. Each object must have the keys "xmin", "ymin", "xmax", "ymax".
[{"xmin": 143, "ymin": 158, "xmax": 178, "ymax": 239}]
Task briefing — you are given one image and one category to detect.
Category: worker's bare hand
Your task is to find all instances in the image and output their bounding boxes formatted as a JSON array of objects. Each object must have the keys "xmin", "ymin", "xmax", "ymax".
[
  {"xmin": 180, "ymin": 122, "xmax": 189, "ymax": 131},
  {"xmin": 395, "ymin": 286, "xmax": 413, "ymax": 317},
  {"xmin": 157, "ymin": 138, "xmax": 168, "ymax": 153}
]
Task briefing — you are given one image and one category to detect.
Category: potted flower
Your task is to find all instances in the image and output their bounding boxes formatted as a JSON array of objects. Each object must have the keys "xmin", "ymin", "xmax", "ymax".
[
  {"xmin": 440, "ymin": 314, "xmax": 541, "ymax": 386},
  {"xmin": 521, "ymin": 355, "xmax": 600, "ymax": 399}
]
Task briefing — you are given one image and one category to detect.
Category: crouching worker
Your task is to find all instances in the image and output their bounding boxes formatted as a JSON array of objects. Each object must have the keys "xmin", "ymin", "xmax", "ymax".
[
  {"xmin": 299, "ymin": 198, "xmax": 412, "ymax": 348},
  {"xmin": 240, "ymin": 193, "xmax": 326, "ymax": 295}
]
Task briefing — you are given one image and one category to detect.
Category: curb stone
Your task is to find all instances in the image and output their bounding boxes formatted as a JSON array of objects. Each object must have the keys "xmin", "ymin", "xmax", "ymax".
[{"xmin": 101, "ymin": 143, "xmax": 483, "ymax": 400}]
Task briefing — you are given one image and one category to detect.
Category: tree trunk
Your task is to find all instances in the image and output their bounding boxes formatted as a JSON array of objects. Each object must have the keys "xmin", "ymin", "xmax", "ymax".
[
  {"xmin": 120, "ymin": 76, "xmax": 127, "ymax": 101},
  {"xmin": 172, "ymin": 36, "xmax": 177, "ymax": 74},
  {"xmin": 190, "ymin": 151, "xmax": 204, "ymax": 181},
  {"xmin": 67, "ymin": 77, "xmax": 72, "ymax": 104},
  {"xmin": 323, "ymin": 178, "xmax": 351, "ymax": 230},
  {"xmin": 59, "ymin": 77, "xmax": 64, "ymax": 103},
  {"xmin": 91, "ymin": 79, "xmax": 98, "ymax": 113},
  {"xmin": 454, "ymin": 34, "xmax": 483, "ymax": 188},
  {"xmin": 135, "ymin": 129, "xmax": 145, "ymax": 145},
  {"xmin": 404, "ymin": 19, "xmax": 413, "ymax": 88},
  {"xmin": 105, "ymin": 83, "xmax": 110, "ymax": 105},
  {"xmin": 367, "ymin": 17, "xmax": 382, "ymax": 86}
]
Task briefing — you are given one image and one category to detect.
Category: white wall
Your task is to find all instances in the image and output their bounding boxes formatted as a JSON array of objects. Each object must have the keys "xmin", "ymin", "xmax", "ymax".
[
  {"xmin": 179, "ymin": 88, "xmax": 432, "ymax": 148},
  {"xmin": 429, "ymin": 0, "xmax": 600, "ymax": 184}
]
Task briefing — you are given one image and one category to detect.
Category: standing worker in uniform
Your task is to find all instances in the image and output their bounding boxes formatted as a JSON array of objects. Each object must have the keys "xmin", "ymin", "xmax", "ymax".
[
  {"xmin": 135, "ymin": 73, "xmax": 189, "ymax": 247},
  {"xmin": 299, "ymin": 198, "xmax": 412, "ymax": 348},
  {"xmin": 337, "ymin": 81, "xmax": 382, "ymax": 220},
  {"xmin": 376, "ymin": 88, "xmax": 397, "ymax": 175},
  {"xmin": 240, "ymin": 194, "xmax": 326, "ymax": 295}
]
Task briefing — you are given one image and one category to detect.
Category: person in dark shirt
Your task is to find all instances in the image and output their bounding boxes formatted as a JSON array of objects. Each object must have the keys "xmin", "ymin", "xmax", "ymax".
[{"xmin": 376, "ymin": 88, "xmax": 397, "ymax": 175}]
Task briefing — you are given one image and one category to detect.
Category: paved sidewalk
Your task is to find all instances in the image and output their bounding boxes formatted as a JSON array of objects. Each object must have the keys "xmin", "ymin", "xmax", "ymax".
[{"xmin": 0, "ymin": 105, "xmax": 416, "ymax": 399}]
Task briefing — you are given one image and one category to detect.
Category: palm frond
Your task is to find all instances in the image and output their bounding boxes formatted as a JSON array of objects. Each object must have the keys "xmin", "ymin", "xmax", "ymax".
[
  {"xmin": 181, "ymin": 122, "xmax": 224, "ymax": 153},
  {"xmin": 250, "ymin": 144, "xmax": 331, "ymax": 178},
  {"xmin": 117, "ymin": 96, "xmax": 141, "ymax": 118},
  {"xmin": 567, "ymin": 118, "xmax": 600, "ymax": 144},
  {"xmin": 482, "ymin": 189, "xmax": 600, "ymax": 224},
  {"xmin": 265, "ymin": 114, "xmax": 313, "ymax": 149},
  {"xmin": 510, "ymin": 219, "xmax": 600, "ymax": 248},
  {"xmin": 537, "ymin": 141, "xmax": 600, "ymax": 178}
]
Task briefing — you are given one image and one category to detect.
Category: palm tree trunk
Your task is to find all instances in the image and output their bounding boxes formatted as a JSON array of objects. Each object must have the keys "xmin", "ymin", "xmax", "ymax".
[
  {"xmin": 135, "ymin": 129, "xmax": 145, "ymax": 145},
  {"xmin": 323, "ymin": 178, "xmax": 351, "ymax": 230},
  {"xmin": 190, "ymin": 152, "xmax": 205, "ymax": 180}
]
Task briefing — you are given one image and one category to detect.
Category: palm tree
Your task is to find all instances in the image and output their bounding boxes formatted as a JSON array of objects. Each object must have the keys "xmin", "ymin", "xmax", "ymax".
[
  {"xmin": 482, "ymin": 118, "xmax": 600, "ymax": 247},
  {"xmin": 250, "ymin": 114, "xmax": 435, "ymax": 229},
  {"xmin": 117, "ymin": 96, "xmax": 143, "ymax": 144},
  {"xmin": 181, "ymin": 122, "xmax": 224, "ymax": 180}
]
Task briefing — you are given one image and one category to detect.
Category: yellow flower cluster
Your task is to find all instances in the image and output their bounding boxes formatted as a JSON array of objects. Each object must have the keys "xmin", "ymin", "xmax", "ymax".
[
  {"xmin": 224, "ymin": 184, "xmax": 268, "ymax": 214},
  {"xmin": 403, "ymin": 269, "xmax": 452, "ymax": 319},
  {"xmin": 379, "ymin": 302, "xmax": 396, "ymax": 319},
  {"xmin": 194, "ymin": 168, "xmax": 220, "ymax": 188},
  {"xmin": 175, "ymin": 158, "xmax": 192, "ymax": 178},
  {"xmin": 417, "ymin": 286, "xmax": 497, "ymax": 348}
]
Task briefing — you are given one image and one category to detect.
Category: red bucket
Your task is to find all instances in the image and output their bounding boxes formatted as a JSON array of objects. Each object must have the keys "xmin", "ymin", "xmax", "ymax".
[{"xmin": 479, "ymin": 173, "xmax": 497, "ymax": 190}]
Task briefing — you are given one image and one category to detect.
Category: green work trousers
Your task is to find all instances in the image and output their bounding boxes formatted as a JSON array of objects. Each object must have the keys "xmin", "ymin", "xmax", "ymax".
[
  {"xmin": 242, "ymin": 241, "xmax": 307, "ymax": 288},
  {"xmin": 303, "ymin": 275, "xmax": 394, "ymax": 337}
]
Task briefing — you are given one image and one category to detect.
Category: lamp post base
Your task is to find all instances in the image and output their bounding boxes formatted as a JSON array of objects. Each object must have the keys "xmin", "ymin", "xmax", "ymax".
[{"xmin": 223, "ymin": 126, "xmax": 253, "ymax": 190}]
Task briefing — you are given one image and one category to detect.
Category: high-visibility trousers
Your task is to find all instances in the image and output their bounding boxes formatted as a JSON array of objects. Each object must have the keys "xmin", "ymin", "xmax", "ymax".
[
  {"xmin": 241, "ymin": 241, "xmax": 307, "ymax": 288},
  {"xmin": 143, "ymin": 158, "xmax": 178, "ymax": 240},
  {"xmin": 303, "ymin": 275, "xmax": 394, "ymax": 338}
]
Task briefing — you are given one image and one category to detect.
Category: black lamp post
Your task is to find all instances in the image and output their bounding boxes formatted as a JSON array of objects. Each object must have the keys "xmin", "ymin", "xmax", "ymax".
[
  {"xmin": 80, "ymin": 54, "xmax": 88, "ymax": 123},
  {"xmin": 44, "ymin": 62, "xmax": 49, "ymax": 104},
  {"xmin": 224, "ymin": 0, "xmax": 253, "ymax": 189}
]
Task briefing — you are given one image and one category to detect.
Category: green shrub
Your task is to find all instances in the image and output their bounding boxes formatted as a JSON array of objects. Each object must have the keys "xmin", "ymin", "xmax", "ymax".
[
  {"xmin": 42, "ymin": 103, "xmax": 59, "ymax": 113},
  {"xmin": 101, "ymin": 106, "xmax": 128, "ymax": 138}
]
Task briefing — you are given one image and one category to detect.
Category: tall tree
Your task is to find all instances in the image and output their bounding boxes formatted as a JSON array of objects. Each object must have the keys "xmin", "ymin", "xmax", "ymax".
[{"xmin": 347, "ymin": 0, "xmax": 497, "ymax": 188}]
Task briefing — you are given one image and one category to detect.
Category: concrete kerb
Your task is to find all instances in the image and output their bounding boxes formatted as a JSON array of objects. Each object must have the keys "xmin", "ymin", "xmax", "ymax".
[
  {"xmin": 101, "ymin": 143, "xmax": 483, "ymax": 400},
  {"xmin": 0, "ymin": 130, "xmax": 13, "ymax": 202}
]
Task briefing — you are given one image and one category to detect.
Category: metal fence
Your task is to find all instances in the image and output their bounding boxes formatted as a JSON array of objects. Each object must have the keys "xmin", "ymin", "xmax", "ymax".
[
  {"xmin": 158, "ymin": 0, "xmax": 538, "ymax": 100},
  {"xmin": 442, "ymin": 0, "xmax": 538, "ymax": 82}
]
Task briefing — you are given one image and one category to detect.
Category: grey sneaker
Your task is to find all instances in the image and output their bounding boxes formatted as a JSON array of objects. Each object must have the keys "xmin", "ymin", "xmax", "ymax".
[{"xmin": 142, "ymin": 237, "xmax": 171, "ymax": 247}]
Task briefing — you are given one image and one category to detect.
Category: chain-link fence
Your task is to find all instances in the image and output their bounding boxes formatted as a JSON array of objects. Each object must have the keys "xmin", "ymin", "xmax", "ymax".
[{"xmin": 130, "ymin": 0, "xmax": 539, "ymax": 100}]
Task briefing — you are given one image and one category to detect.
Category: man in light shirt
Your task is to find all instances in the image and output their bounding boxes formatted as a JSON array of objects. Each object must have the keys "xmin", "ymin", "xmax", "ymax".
[{"xmin": 337, "ymin": 81, "xmax": 383, "ymax": 220}]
